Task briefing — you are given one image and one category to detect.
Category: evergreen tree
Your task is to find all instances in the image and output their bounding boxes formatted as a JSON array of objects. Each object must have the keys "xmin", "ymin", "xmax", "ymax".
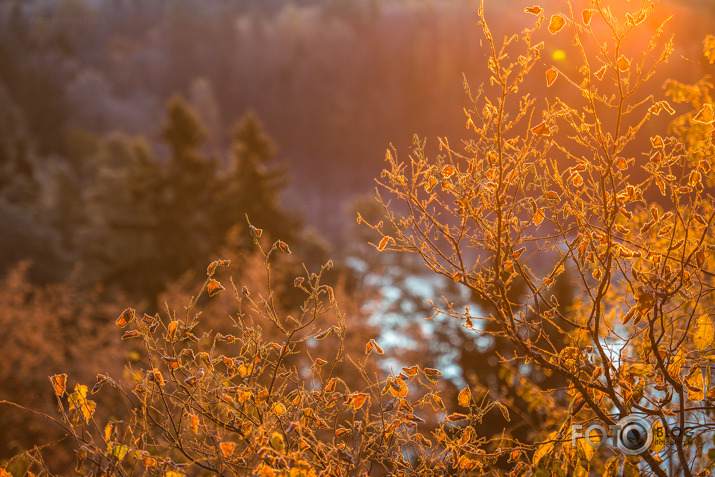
[
  {"xmin": 216, "ymin": 111, "xmax": 298, "ymax": 247},
  {"xmin": 158, "ymin": 95, "xmax": 218, "ymax": 279}
]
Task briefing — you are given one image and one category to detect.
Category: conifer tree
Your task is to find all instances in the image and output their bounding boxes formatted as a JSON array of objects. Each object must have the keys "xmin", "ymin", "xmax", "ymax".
[{"xmin": 216, "ymin": 111, "xmax": 298, "ymax": 246}]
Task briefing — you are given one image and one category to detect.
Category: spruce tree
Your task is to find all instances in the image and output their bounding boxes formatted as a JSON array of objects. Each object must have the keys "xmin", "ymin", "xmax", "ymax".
[{"xmin": 217, "ymin": 111, "xmax": 298, "ymax": 247}]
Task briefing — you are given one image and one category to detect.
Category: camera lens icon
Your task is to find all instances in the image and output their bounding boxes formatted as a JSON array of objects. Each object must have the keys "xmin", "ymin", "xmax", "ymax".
[{"xmin": 616, "ymin": 416, "xmax": 653, "ymax": 455}]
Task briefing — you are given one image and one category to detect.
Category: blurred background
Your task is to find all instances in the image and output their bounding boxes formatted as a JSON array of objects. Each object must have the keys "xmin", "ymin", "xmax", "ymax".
[{"xmin": 0, "ymin": 0, "xmax": 713, "ymax": 470}]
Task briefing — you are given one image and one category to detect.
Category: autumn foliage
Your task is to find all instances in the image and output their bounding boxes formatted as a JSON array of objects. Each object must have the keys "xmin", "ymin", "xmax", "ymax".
[{"xmin": 2, "ymin": 1, "xmax": 715, "ymax": 476}]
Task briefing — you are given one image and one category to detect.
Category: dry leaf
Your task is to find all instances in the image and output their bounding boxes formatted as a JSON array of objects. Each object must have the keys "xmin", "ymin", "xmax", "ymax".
[{"xmin": 549, "ymin": 14, "xmax": 566, "ymax": 34}]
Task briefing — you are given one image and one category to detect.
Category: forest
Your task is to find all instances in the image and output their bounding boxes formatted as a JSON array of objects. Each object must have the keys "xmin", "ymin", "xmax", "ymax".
[{"xmin": 0, "ymin": 0, "xmax": 714, "ymax": 475}]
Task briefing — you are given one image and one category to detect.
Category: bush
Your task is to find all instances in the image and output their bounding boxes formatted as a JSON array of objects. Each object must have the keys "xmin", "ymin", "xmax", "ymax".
[
  {"xmin": 364, "ymin": 1, "xmax": 714, "ymax": 476},
  {"xmin": 3, "ymin": 2, "xmax": 714, "ymax": 477}
]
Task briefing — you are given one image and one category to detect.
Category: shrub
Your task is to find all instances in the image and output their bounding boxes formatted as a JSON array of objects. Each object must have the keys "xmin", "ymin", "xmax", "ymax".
[{"xmin": 364, "ymin": 1, "xmax": 714, "ymax": 476}]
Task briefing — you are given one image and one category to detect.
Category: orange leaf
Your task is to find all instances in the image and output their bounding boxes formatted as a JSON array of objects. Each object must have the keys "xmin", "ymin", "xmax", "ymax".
[
  {"xmin": 571, "ymin": 172, "xmax": 584, "ymax": 187},
  {"xmin": 495, "ymin": 402, "xmax": 510, "ymax": 421},
  {"xmin": 325, "ymin": 378, "xmax": 337, "ymax": 393},
  {"xmin": 441, "ymin": 164, "xmax": 456, "ymax": 179},
  {"xmin": 458, "ymin": 387, "xmax": 471, "ymax": 407},
  {"xmin": 50, "ymin": 374, "xmax": 67, "ymax": 397},
  {"xmin": 351, "ymin": 393, "xmax": 369, "ymax": 410},
  {"xmin": 116, "ymin": 308, "xmax": 135, "ymax": 328},
  {"xmin": 277, "ymin": 240, "xmax": 292, "ymax": 254},
  {"xmin": 249, "ymin": 225, "xmax": 263, "ymax": 238},
  {"xmin": 188, "ymin": 412, "xmax": 199, "ymax": 433},
  {"xmin": 314, "ymin": 329, "xmax": 332, "ymax": 340},
  {"xmin": 389, "ymin": 378, "xmax": 408, "ymax": 398},
  {"xmin": 162, "ymin": 356, "xmax": 180, "ymax": 370},
  {"xmin": 513, "ymin": 246, "xmax": 526, "ymax": 260},
  {"xmin": 219, "ymin": 442, "xmax": 236, "ymax": 458},
  {"xmin": 366, "ymin": 338, "xmax": 384, "ymax": 355},
  {"xmin": 615, "ymin": 157, "xmax": 628, "ymax": 170},
  {"xmin": 207, "ymin": 279, "xmax": 225, "ymax": 297},
  {"xmin": 207, "ymin": 260, "xmax": 219, "ymax": 277},
  {"xmin": 595, "ymin": 65, "xmax": 607, "ymax": 80},
  {"xmin": 167, "ymin": 321, "xmax": 178, "ymax": 342},
  {"xmin": 533, "ymin": 208, "xmax": 545, "ymax": 226},
  {"xmin": 524, "ymin": 6, "xmax": 543, "ymax": 15},
  {"xmin": 315, "ymin": 358, "xmax": 327, "ymax": 366},
  {"xmin": 423, "ymin": 367, "xmax": 442, "ymax": 377},
  {"xmin": 425, "ymin": 176, "xmax": 438, "ymax": 193},
  {"xmin": 402, "ymin": 365, "xmax": 419, "ymax": 376},
  {"xmin": 377, "ymin": 236, "xmax": 391, "ymax": 252},
  {"xmin": 121, "ymin": 330, "xmax": 140, "ymax": 340},
  {"xmin": 689, "ymin": 170, "xmax": 702, "ymax": 188},
  {"xmin": 446, "ymin": 412, "xmax": 469, "ymax": 422},
  {"xmin": 581, "ymin": 9, "xmax": 592, "ymax": 25},
  {"xmin": 546, "ymin": 67, "xmax": 558, "ymax": 87},
  {"xmin": 617, "ymin": 55, "xmax": 630, "ymax": 72},
  {"xmin": 548, "ymin": 14, "xmax": 566, "ymax": 34},
  {"xmin": 530, "ymin": 121, "xmax": 551, "ymax": 136}
]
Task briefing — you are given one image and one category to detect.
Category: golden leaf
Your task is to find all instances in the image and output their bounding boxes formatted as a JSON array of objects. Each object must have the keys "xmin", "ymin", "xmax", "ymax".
[
  {"xmin": 68, "ymin": 384, "xmax": 96, "ymax": 425},
  {"xmin": 581, "ymin": 9, "xmax": 592, "ymax": 25},
  {"xmin": 533, "ymin": 208, "xmax": 545, "ymax": 226},
  {"xmin": 689, "ymin": 170, "xmax": 702, "ymax": 188},
  {"xmin": 533, "ymin": 432, "xmax": 557, "ymax": 465},
  {"xmin": 546, "ymin": 67, "xmax": 558, "ymax": 86},
  {"xmin": 324, "ymin": 378, "xmax": 337, "ymax": 393},
  {"xmin": 693, "ymin": 314, "xmax": 714, "ymax": 351},
  {"xmin": 617, "ymin": 55, "xmax": 630, "ymax": 71},
  {"xmin": 188, "ymin": 412, "xmax": 199, "ymax": 433},
  {"xmin": 693, "ymin": 104, "xmax": 714, "ymax": 124},
  {"xmin": 615, "ymin": 157, "xmax": 628, "ymax": 170},
  {"xmin": 685, "ymin": 368, "xmax": 705, "ymax": 402},
  {"xmin": 696, "ymin": 250, "xmax": 705, "ymax": 267},
  {"xmin": 441, "ymin": 164, "xmax": 456, "ymax": 179},
  {"xmin": 513, "ymin": 246, "xmax": 526, "ymax": 260},
  {"xmin": 423, "ymin": 367, "xmax": 442, "ymax": 377},
  {"xmin": 524, "ymin": 6, "xmax": 543, "ymax": 15},
  {"xmin": 549, "ymin": 14, "xmax": 566, "ymax": 34},
  {"xmin": 273, "ymin": 402, "xmax": 287, "ymax": 416}
]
